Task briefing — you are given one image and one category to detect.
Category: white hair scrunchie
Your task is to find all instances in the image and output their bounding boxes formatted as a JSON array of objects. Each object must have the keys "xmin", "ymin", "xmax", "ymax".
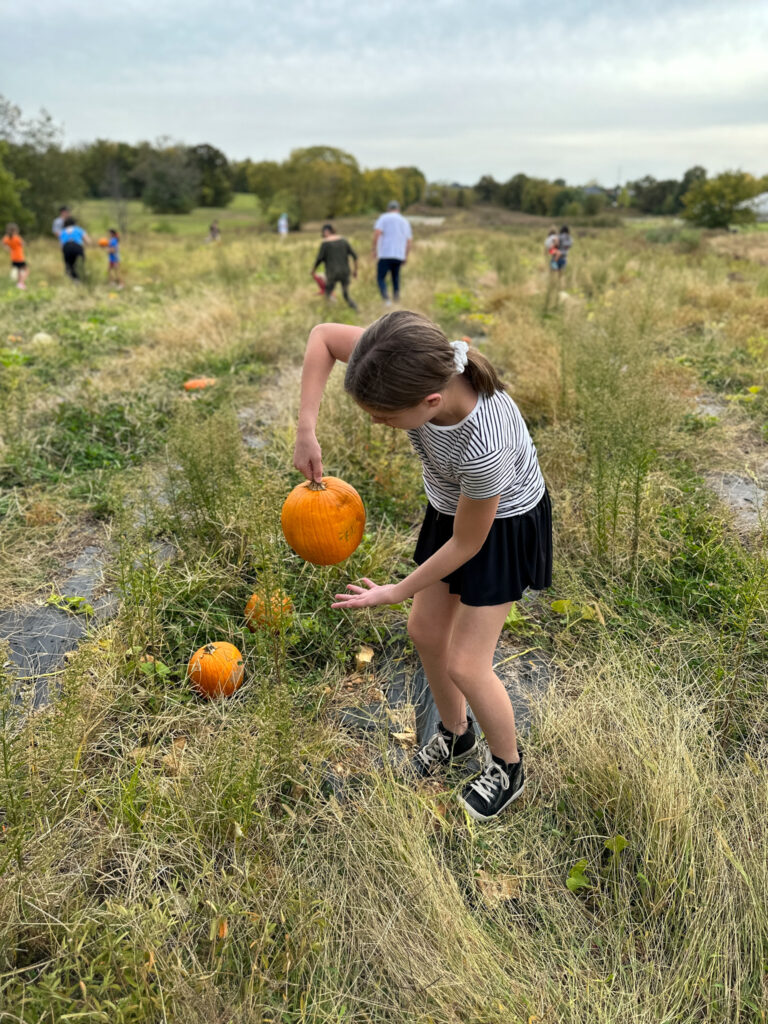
[{"xmin": 450, "ymin": 339, "xmax": 469, "ymax": 374}]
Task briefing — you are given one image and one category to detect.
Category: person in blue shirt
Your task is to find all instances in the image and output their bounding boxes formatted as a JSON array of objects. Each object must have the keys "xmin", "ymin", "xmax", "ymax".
[
  {"xmin": 106, "ymin": 229, "xmax": 124, "ymax": 287},
  {"xmin": 59, "ymin": 216, "xmax": 91, "ymax": 281}
]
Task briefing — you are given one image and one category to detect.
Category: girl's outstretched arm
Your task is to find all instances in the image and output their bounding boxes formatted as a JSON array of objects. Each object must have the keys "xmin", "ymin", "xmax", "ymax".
[
  {"xmin": 332, "ymin": 493, "xmax": 501, "ymax": 609},
  {"xmin": 294, "ymin": 322, "xmax": 364, "ymax": 482}
]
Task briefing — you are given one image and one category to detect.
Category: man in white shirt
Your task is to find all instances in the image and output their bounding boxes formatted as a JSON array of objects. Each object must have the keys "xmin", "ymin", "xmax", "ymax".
[
  {"xmin": 52, "ymin": 206, "xmax": 70, "ymax": 239},
  {"xmin": 372, "ymin": 200, "xmax": 412, "ymax": 304}
]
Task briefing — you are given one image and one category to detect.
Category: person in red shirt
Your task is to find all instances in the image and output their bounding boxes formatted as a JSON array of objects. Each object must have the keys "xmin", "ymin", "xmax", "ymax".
[{"xmin": 2, "ymin": 223, "xmax": 29, "ymax": 290}]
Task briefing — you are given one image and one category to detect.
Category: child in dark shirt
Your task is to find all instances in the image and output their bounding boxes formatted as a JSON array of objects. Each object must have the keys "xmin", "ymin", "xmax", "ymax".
[{"xmin": 311, "ymin": 224, "xmax": 358, "ymax": 311}]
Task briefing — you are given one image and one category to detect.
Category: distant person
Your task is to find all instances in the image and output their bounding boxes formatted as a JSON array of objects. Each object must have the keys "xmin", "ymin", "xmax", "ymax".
[
  {"xmin": 312, "ymin": 223, "xmax": 358, "ymax": 311},
  {"xmin": 544, "ymin": 225, "xmax": 559, "ymax": 268},
  {"xmin": 52, "ymin": 206, "xmax": 70, "ymax": 240},
  {"xmin": 2, "ymin": 223, "xmax": 29, "ymax": 290},
  {"xmin": 206, "ymin": 219, "xmax": 221, "ymax": 243},
  {"xmin": 106, "ymin": 228, "xmax": 124, "ymax": 287},
  {"xmin": 59, "ymin": 215, "xmax": 91, "ymax": 281},
  {"xmin": 277, "ymin": 212, "xmax": 289, "ymax": 237},
  {"xmin": 558, "ymin": 226, "xmax": 573, "ymax": 270},
  {"xmin": 372, "ymin": 200, "xmax": 412, "ymax": 304},
  {"xmin": 547, "ymin": 237, "xmax": 562, "ymax": 271}
]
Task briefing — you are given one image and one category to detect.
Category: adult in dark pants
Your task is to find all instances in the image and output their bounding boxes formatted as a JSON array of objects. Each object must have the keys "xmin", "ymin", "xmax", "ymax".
[
  {"xmin": 372, "ymin": 200, "xmax": 412, "ymax": 304},
  {"xmin": 312, "ymin": 223, "xmax": 358, "ymax": 310},
  {"xmin": 59, "ymin": 216, "xmax": 91, "ymax": 280}
]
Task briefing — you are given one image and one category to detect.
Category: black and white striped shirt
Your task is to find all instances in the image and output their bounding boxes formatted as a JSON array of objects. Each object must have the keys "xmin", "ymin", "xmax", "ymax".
[{"xmin": 407, "ymin": 390, "xmax": 545, "ymax": 518}]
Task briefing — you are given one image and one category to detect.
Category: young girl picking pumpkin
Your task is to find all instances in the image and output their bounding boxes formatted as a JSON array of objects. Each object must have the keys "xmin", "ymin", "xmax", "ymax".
[{"xmin": 293, "ymin": 311, "xmax": 552, "ymax": 821}]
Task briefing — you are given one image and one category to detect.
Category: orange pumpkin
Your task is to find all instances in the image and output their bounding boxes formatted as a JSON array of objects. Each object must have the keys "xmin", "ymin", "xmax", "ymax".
[
  {"xmin": 244, "ymin": 591, "xmax": 293, "ymax": 631},
  {"xmin": 183, "ymin": 377, "xmax": 217, "ymax": 391},
  {"xmin": 188, "ymin": 642, "xmax": 244, "ymax": 699},
  {"xmin": 281, "ymin": 476, "xmax": 365, "ymax": 566},
  {"xmin": 98, "ymin": 237, "xmax": 109, "ymax": 248}
]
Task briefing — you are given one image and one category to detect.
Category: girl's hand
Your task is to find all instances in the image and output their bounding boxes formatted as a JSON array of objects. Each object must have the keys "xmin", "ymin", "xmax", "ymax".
[
  {"xmin": 332, "ymin": 578, "xmax": 402, "ymax": 610},
  {"xmin": 293, "ymin": 431, "xmax": 323, "ymax": 482}
]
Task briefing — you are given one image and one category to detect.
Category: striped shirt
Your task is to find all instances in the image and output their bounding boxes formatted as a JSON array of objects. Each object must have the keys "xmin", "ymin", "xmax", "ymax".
[{"xmin": 407, "ymin": 390, "xmax": 545, "ymax": 518}]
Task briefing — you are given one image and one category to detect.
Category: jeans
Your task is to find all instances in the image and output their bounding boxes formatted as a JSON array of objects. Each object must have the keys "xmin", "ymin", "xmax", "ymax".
[
  {"xmin": 62, "ymin": 241, "xmax": 84, "ymax": 280},
  {"xmin": 376, "ymin": 258, "xmax": 403, "ymax": 300}
]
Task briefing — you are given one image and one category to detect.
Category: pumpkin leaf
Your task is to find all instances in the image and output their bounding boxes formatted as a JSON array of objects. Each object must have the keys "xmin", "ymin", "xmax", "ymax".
[
  {"xmin": 504, "ymin": 604, "xmax": 531, "ymax": 630},
  {"xmin": 566, "ymin": 858, "xmax": 591, "ymax": 892},
  {"xmin": 605, "ymin": 834, "xmax": 629, "ymax": 856}
]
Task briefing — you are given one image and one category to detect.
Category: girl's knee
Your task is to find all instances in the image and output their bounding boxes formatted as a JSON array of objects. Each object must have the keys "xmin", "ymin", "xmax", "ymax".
[{"xmin": 407, "ymin": 613, "xmax": 444, "ymax": 652}]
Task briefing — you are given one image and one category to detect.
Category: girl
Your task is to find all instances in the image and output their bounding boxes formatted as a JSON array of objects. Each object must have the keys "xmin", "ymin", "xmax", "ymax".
[
  {"xmin": 2, "ymin": 223, "xmax": 29, "ymax": 290},
  {"xmin": 59, "ymin": 215, "xmax": 91, "ymax": 281},
  {"xmin": 293, "ymin": 311, "xmax": 552, "ymax": 821},
  {"xmin": 106, "ymin": 229, "xmax": 124, "ymax": 287}
]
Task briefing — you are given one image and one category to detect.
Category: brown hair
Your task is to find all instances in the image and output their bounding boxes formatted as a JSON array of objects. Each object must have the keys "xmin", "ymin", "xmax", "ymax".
[
  {"xmin": 5, "ymin": 223, "xmax": 18, "ymax": 235},
  {"xmin": 344, "ymin": 310, "xmax": 505, "ymax": 412}
]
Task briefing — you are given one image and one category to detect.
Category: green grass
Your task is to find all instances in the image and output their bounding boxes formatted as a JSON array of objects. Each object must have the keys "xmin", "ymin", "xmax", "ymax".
[{"xmin": 1, "ymin": 211, "xmax": 767, "ymax": 1022}]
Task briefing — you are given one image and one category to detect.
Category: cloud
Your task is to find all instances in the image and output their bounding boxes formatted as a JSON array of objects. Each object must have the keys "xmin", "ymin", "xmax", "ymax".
[{"xmin": 5, "ymin": 0, "xmax": 767, "ymax": 181}]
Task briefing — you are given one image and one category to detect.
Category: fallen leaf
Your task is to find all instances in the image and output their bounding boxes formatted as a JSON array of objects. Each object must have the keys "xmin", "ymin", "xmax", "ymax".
[
  {"xmin": 355, "ymin": 645, "xmax": 374, "ymax": 672},
  {"xmin": 218, "ymin": 919, "xmax": 228, "ymax": 940},
  {"xmin": 128, "ymin": 746, "xmax": 152, "ymax": 762},
  {"xmin": 342, "ymin": 672, "xmax": 365, "ymax": 689},
  {"xmin": 144, "ymin": 950, "xmax": 156, "ymax": 972},
  {"xmin": 172, "ymin": 736, "xmax": 188, "ymax": 751},
  {"xmin": 476, "ymin": 868, "xmax": 521, "ymax": 903}
]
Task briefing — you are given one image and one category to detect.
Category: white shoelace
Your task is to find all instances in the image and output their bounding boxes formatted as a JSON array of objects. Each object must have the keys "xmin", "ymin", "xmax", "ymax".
[
  {"xmin": 468, "ymin": 757, "xmax": 510, "ymax": 803},
  {"xmin": 416, "ymin": 730, "xmax": 450, "ymax": 769}
]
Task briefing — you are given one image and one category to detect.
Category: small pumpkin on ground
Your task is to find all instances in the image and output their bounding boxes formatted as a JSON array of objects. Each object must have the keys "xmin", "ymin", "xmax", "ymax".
[
  {"xmin": 183, "ymin": 376, "xmax": 217, "ymax": 391},
  {"xmin": 244, "ymin": 591, "xmax": 293, "ymax": 632},
  {"xmin": 188, "ymin": 642, "xmax": 244, "ymax": 699},
  {"xmin": 281, "ymin": 476, "xmax": 366, "ymax": 566}
]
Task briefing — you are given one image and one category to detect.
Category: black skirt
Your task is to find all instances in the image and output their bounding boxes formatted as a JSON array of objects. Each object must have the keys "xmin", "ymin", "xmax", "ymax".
[{"xmin": 413, "ymin": 489, "xmax": 552, "ymax": 607}]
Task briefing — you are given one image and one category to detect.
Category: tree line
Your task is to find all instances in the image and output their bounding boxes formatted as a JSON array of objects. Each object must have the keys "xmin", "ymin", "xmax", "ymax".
[
  {"xmin": 0, "ymin": 96, "xmax": 426, "ymax": 235},
  {"xmin": 472, "ymin": 167, "xmax": 768, "ymax": 227},
  {"xmin": 1, "ymin": 94, "xmax": 765, "ymax": 235}
]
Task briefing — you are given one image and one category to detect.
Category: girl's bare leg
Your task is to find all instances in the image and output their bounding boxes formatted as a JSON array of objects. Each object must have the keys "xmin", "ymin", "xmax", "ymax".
[
  {"xmin": 407, "ymin": 581, "xmax": 466, "ymax": 734},
  {"xmin": 447, "ymin": 601, "xmax": 520, "ymax": 763}
]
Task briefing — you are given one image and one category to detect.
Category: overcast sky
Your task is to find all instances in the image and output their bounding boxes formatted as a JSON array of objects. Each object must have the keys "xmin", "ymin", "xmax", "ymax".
[{"xmin": 4, "ymin": 0, "xmax": 767, "ymax": 185}]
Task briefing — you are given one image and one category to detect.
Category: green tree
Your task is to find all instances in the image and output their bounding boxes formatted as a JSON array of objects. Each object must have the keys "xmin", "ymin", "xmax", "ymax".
[
  {"xmin": 285, "ymin": 146, "xmax": 363, "ymax": 221},
  {"xmin": 0, "ymin": 142, "xmax": 29, "ymax": 226},
  {"xmin": 135, "ymin": 142, "xmax": 199, "ymax": 214},
  {"xmin": 394, "ymin": 166, "xmax": 426, "ymax": 207},
  {"xmin": 245, "ymin": 160, "xmax": 283, "ymax": 205},
  {"xmin": 265, "ymin": 189, "xmax": 300, "ymax": 230},
  {"xmin": 188, "ymin": 144, "xmax": 232, "ymax": 207},
  {"xmin": 583, "ymin": 191, "xmax": 606, "ymax": 216},
  {"xmin": 682, "ymin": 170, "xmax": 760, "ymax": 228},
  {"xmin": 363, "ymin": 168, "xmax": 403, "ymax": 212},
  {"xmin": 521, "ymin": 177, "xmax": 557, "ymax": 216},
  {"xmin": 474, "ymin": 175, "xmax": 501, "ymax": 204},
  {"xmin": 500, "ymin": 173, "xmax": 529, "ymax": 210},
  {"xmin": 0, "ymin": 96, "xmax": 83, "ymax": 234}
]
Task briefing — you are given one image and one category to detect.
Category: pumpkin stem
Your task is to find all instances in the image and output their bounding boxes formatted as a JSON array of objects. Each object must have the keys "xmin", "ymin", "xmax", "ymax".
[
  {"xmin": 306, "ymin": 480, "xmax": 327, "ymax": 491},
  {"xmin": 204, "ymin": 643, "xmax": 217, "ymax": 654}
]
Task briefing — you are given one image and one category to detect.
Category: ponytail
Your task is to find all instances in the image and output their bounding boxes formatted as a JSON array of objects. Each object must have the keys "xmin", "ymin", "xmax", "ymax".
[{"xmin": 463, "ymin": 345, "xmax": 506, "ymax": 397}]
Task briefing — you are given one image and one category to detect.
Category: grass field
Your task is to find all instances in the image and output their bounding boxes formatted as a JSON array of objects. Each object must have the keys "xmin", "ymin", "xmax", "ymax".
[{"xmin": 1, "ymin": 205, "xmax": 767, "ymax": 1022}]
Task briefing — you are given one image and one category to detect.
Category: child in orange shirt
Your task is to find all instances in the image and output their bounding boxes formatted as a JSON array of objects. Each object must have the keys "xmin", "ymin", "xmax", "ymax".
[{"xmin": 2, "ymin": 223, "xmax": 29, "ymax": 290}]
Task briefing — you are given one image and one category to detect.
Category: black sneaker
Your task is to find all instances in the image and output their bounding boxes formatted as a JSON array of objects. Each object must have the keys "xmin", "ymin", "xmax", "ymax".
[
  {"xmin": 457, "ymin": 750, "xmax": 525, "ymax": 821},
  {"xmin": 410, "ymin": 719, "xmax": 478, "ymax": 779}
]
